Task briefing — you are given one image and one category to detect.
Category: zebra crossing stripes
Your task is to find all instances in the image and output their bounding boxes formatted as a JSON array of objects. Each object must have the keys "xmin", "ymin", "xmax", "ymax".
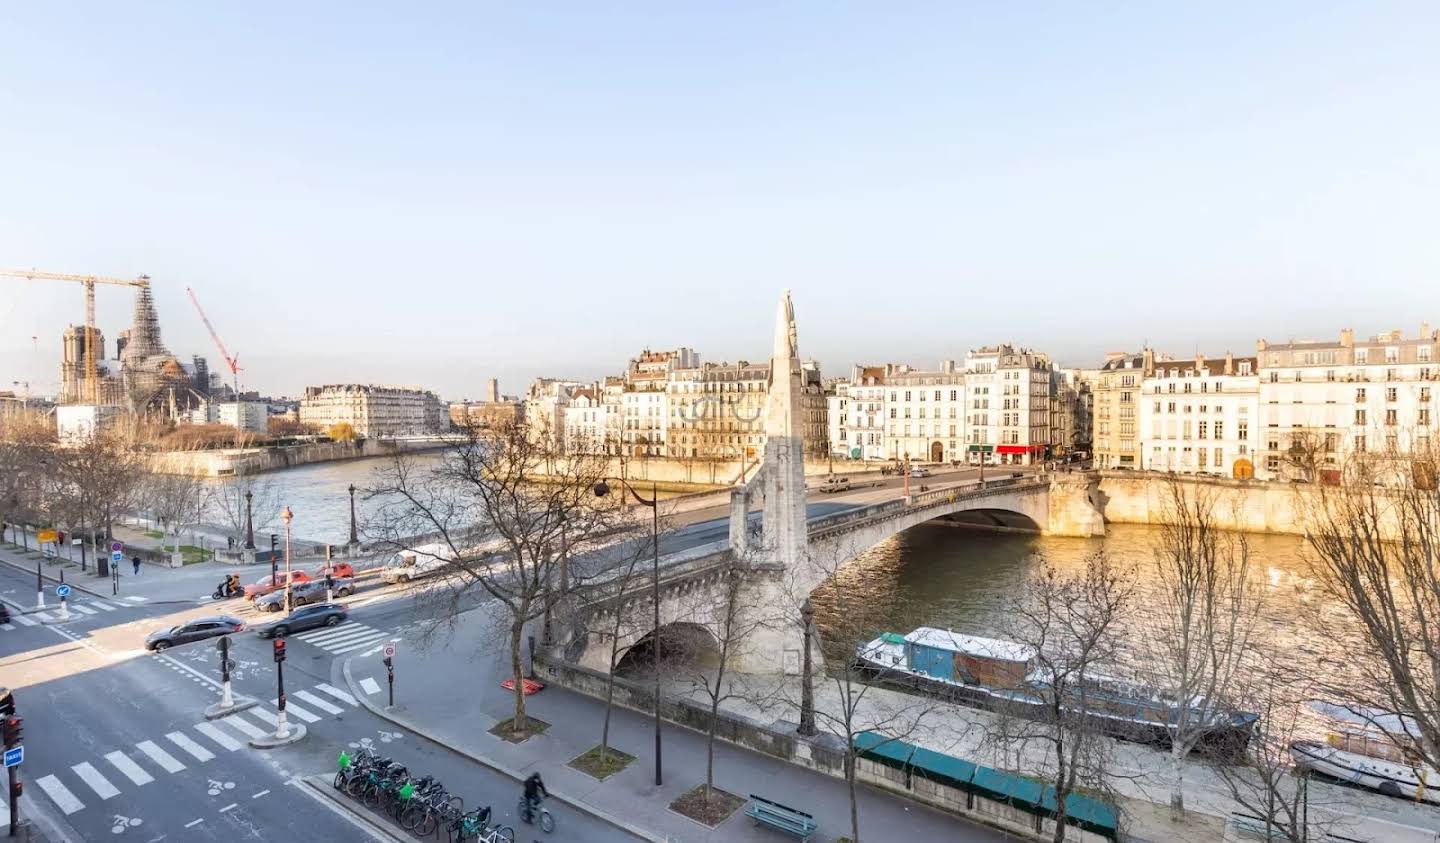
[
  {"xmin": 194, "ymin": 722, "xmax": 243, "ymax": 751},
  {"xmin": 72, "ymin": 604, "xmax": 98, "ymax": 615},
  {"xmin": 36, "ymin": 775, "xmax": 85, "ymax": 815},
  {"xmin": 166, "ymin": 731, "xmax": 215, "ymax": 762},
  {"xmin": 0, "ymin": 624, "xmax": 11, "ymax": 631},
  {"xmin": 292, "ymin": 621, "xmax": 390, "ymax": 654},
  {"xmin": 104, "ymin": 751, "xmax": 154, "ymax": 786},
  {"xmin": 135, "ymin": 740, "xmax": 186, "ymax": 773},
  {"xmin": 222, "ymin": 714, "xmax": 268, "ymax": 739},
  {"xmin": 71, "ymin": 762, "xmax": 120, "ymax": 800},
  {"xmin": 270, "ymin": 699, "xmax": 320, "ymax": 723},
  {"xmin": 10, "ymin": 614, "xmax": 36, "ymax": 627},
  {"xmin": 315, "ymin": 683, "xmax": 358, "ymax": 706}
]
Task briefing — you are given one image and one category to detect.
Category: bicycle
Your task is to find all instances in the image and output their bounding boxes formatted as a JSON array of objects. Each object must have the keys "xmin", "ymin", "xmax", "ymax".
[
  {"xmin": 516, "ymin": 795, "xmax": 555, "ymax": 833},
  {"xmin": 449, "ymin": 807, "xmax": 512, "ymax": 842}
]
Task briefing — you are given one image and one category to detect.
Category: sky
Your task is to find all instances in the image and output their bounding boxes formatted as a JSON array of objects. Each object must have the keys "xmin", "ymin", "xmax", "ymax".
[{"xmin": 3, "ymin": 2, "xmax": 1439, "ymax": 401}]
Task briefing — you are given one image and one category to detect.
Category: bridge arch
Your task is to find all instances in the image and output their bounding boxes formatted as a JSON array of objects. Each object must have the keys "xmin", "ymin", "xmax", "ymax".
[{"xmin": 614, "ymin": 621, "xmax": 720, "ymax": 676}]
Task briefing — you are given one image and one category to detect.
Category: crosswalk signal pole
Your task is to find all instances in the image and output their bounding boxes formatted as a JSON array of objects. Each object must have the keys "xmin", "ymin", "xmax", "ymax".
[
  {"xmin": 383, "ymin": 656, "xmax": 394, "ymax": 708},
  {"xmin": 218, "ymin": 637, "xmax": 234, "ymax": 709},
  {"xmin": 3, "ymin": 689, "xmax": 22, "ymax": 839},
  {"xmin": 272, "ymin": 639, "xmax": 289, "ymax": 739},
  {"xmin": 34, "ymin": 563, "xmax": 42, "ymax": 610}
]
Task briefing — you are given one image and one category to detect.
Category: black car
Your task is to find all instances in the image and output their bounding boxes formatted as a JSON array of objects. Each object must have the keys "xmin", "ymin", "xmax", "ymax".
[
  {"xmin": 0, "ymin": 603, "xmax": 10, "ymax": 625},
  {"xmin": 255, "ymin": 603, "xmax": 348, "ymax": 638},
  {"xmin": 145, "ymin": 615, "xmax": 247, "ymax": 651},
  {"xmin": 254, "ymin": 578, "xmax": 354, "ymax": 613}
]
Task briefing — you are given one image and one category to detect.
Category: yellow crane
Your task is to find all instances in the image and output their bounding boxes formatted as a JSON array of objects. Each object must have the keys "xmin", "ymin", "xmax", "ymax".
[{"xmin": 2, "ymin": 268, "xmax": 151, "ymax": 403}]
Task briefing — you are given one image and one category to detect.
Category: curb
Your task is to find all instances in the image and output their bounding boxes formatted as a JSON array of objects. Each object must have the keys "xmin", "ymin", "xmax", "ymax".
[
  {"xmin": 0, "ymin": 556, "xmax": 108, "ymax": 600},
  {"xmin": 340, "ymin": 656, "xmax": 665, "ymax": 843},
  {"xmin": 249, "ymin": 722, "xmax": 308, "ymax": 748},
  {"xmin": 296, "ymin": 774, "xmax": 407, "ymax": 843}
]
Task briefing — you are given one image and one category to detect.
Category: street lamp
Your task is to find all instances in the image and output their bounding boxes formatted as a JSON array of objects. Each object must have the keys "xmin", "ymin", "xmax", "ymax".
[
  {"xmin": 243, "ymin": 490, "xmax": 255, "ymax": 550},
  {"xmin": 347, "ymin": 483, "xmax": 359, "ymax": 547},
  {"xmin": 281, "ymin": 506, "xmax": 293, "ymax": 613},
  {"xmin": 593, "ymin": 476, "xmax": 662, "ymax": 786}
]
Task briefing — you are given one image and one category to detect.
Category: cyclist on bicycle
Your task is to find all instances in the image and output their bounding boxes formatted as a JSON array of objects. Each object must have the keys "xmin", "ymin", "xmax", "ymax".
[{"xmin": 523, "ymin": 772, "xmax": 548, "ymax": 815}]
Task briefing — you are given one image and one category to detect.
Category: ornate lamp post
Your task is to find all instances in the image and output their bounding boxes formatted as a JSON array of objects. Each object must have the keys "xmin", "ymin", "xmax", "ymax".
[
  {"xmin": 594, "ymin": 477, "xmax": 662, "ymax": 786},
  {"xmin": 798, "ymin": 598, "xmax": 817, "ymax": 736},
  {"xmin": 347, "ymin": 483, "xmax": 358, "ymax": 547},
  {"xmin": 243, "ymin": 490, "xmax": 255, "ymax": 550}
]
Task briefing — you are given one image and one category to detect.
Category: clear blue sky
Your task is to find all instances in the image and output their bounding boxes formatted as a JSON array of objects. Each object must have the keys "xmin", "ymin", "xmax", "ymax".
[{"xmin": 3, "ymin": 2, "xmax": 1438, "ymax": 400}]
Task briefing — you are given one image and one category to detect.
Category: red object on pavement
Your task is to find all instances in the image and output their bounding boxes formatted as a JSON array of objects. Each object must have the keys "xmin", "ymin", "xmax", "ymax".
[{"xmin": 500, "ymin": 678, "xmax": 546, "ymax": 696}]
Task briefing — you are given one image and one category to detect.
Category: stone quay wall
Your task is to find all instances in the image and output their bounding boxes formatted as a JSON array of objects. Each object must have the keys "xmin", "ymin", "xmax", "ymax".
[{"xmin": 148, "ymin": 437, "xmax": 447, "ymax": 477}]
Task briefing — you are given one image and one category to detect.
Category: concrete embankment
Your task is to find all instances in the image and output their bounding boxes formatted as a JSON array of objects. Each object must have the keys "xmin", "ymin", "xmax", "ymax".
[
  {"xmin": 1093, "ymin": 470, "xmax": 1366, "ymax": 537},
  {"xmin": 148, "ymin": 437, "xmax": 449, "ymax": 477}
]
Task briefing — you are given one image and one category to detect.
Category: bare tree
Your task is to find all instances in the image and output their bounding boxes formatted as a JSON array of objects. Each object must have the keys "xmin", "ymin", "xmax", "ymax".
[
  {"xmin": 144, "ymin": 472, "xmax": 214, "ymax": 560},
  {"xmin": 212, "ymin": 470, "xmax": 284, "ymax": 547},
  {"xmin": 1147, "ymin": 477, "xmax": 1262, "ymax": 816},
  {"xmin": 0, "ymin": 414, "xmax": 54, "ymax": 544},
  {"xmin": 368, "ymin": 419, "xmax": 628, "ymax": 735},
  {"xmin": 49, "ymin": 430, "xmax": 146, "ymax": 575},
  {"xmin": 1301, "ymin": 437, "xmax": 1440, "ymax": 770},
  {"xmin": 997, "ymin": 554, "xmax": 1133, "ymax": 843},
  {"xmin": 1281, "ymin": 430, "xmax": 1327, "ymax": 483}
]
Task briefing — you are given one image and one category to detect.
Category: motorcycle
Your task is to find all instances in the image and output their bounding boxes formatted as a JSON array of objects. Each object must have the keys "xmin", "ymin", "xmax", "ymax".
[{"xmin": 212, "ymin": 577, "xmax": 241, "ymax": 600}]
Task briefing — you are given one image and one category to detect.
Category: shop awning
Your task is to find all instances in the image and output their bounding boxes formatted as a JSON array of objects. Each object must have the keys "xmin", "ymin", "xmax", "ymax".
[{"xmin": 967, "ymin": 445, "xmax": 994, "ymax": 452}]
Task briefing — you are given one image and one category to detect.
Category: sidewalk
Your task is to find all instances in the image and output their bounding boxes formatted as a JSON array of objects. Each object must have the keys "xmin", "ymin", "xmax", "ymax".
[
  {"xmin": 343, "ymin": 607, "xmax": 1008, "ymax": 843},
  {"xmin": 0, "ymin": 535, "xmax": 249, "ymax": 604}
]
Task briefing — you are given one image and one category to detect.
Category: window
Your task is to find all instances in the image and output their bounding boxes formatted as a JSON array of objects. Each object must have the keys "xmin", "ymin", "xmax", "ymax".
[
  {"xmin": 1154, "ymin": 401, "xmax": 1161, "ymax": 413},
  {"xmin": 1422, "ymin": 346, "xmax": 1433, "ymax": 363},
  {"xmin": 1169, "ymin": 383, "xmax": 1176, "ymax": 393},
  {"xmin": 933, "ymin": 391, "xmax": 941, "ymax": 401},
  {"xmin": 1267, "ymin": 454, "xmax": 1279, "ymax": 471},
  {"xmin": 1386, "ymin": 347, "xmax": 1399, "ymax": 364},
  {"xmin": 1214, "ymin": 448, "xmax": 1223, "ymax": 467},
  {"xmin": 1215, "ymin": 421, "xmax": 1224, "ymax": 439},
  {"xmin": 1386, "ymin": 409, "xmax": 1398, "ymax": 426},
  {"xmin": 1237, "ymin": 421, "xmax": 1247, "ymax": 440},
  {"xmin": 1198, "ymin": 449, "xmax": 1208, "ymax": 468},
  {"xmin": 1356, "ymin": 388, "xmax": 1366, "ymax": 403},
  {"xmin": 1199, "ymin": 421, "xmax": 1209, "ymax": 439},
  {"xmin": 1356, "ymin": 349, "xmax": 1369, "ymax": 364},
  {"xmin": 1356, "ymin": 409, "xmax": 1367, "ymax": 425},
  {"xmin": 1183, "ymin": 383, "xmax": 1192, "ymax": 394},
  {"xmin": 1421, "ymin": 409, "xmax": 1432, "ymax": 426},
  {"xmin": 1269, "ymin": 372, "xmax": 1279, "ymax": 383},
  {"xmin": 1355, "ymin": 435, "xmax": 1366, "ymax": 452},
  {"xmin": 1326, "ymin": 369, "xmax": 1336, "ymax": 382},
  {"xmin": 1386, "ymin": 387, "xmax": 1398, "ymax": 402},
  {"xmin": 1167, "ymin": 402, "xmax": 1176, "ymax": 413},
  {"xmin": 1423, "ymin": 388, "xmax": 1432, "ymax": 403},
  {"xmin": 1239, "ymin": 361, "xmax": 1252, "ymax": 375}
]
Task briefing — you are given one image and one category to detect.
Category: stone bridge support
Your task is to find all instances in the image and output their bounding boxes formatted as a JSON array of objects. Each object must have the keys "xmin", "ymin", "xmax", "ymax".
[{"xmin": 1045, "ymin": 472, "xmax": 1106, "ymax": 537}]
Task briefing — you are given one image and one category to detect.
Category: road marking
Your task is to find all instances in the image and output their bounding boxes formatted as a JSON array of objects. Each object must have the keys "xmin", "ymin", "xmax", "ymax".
[
  {"xmin": 90, "ymin": 600, "xmax": 117, "ymax": 611},
  {"xmin": 222, "ymin": 714, "xmax": 267, "ymax": 739},
  {"xmin": 315, "ymin": 683, "xmax": 358, "ymax": 707},
  {"xmin": 72, "ymin": 604, "xmax": 98, "ymax": 615},
  {"xmin": 293, "ymin": 621, "xmax": 360, "ymax": 640},
  {"xmin": 36, "ymin": 775, "xmax": 85, "ymax": 815},
  {"xmin": 248, "ymin": 707, "xmax": 279, "ymax": 726},
  {"xmin": 184, "ymin": 818, "xmax": 204, "ymax": 828},
  {"xmin": 360, "ymin": 677, "xmax": 381, "ymax": 695},
  {"xmin": 273, "ymin": 701, "xmax": 319, "ymax": 723},
  {"xmin": 136, "ymin": 740, "xmax": 186, "ymax": 773},
  {"xmin": 0, "ymin": 624, "xmax": 12, "ymax": 631},
  {"xmin": 219, "ymin": 802, "xmax": 237, "ymax": 813},
  {"xmin": 294, "ymin": 690, "xmax": 344, "ymax": 715},
  {"xmin": 296, "ymin": 625, "xmax": 374, "ymax": 645},
  {"xmin": 330, "ymin": 635, "xmax": 390, "ymax": 654},
  {"xmin": 166, "ymin": 731, "xmax": 215, "ymax": 762},
  {"xmin": 153, "ymin": 651, "xmax": 224, "ymax": 691},
  {"xmin": 32, "ymin": 611, "xmax": 52, "ymax": 622},
  {"xmin": 252, "ymin": 789, "xmax": 270, "ymax": 799},
  {"xmin": 194, "ymin": 722, "xmax": 243, "ymax": 751},
  {"xmin": 71, "ymin": 761, "xmax": 121, "ymax": 799},
  {"xmin": 104, "ymin": 750, "xmax": 154, "ymax": 786},
  {"xmin": 11, "ymin": 614, "xmax": 36, "ymax": 627},
  {"xmin": 122, "ymin": 595, "xmax": 148, "ymax": 603}
]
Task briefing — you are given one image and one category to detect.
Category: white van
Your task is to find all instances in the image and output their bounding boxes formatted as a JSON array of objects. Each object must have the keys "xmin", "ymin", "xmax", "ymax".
[{"xmin": 381, "ymin": 543, "xmax": 451, "ymax": 584}]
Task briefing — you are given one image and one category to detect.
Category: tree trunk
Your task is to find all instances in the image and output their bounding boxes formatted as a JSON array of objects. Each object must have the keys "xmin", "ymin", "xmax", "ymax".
[
  {"xmin": 846, "ymin": 752, "xmax": 861, "ymax": 843},
  {"xmin": 509, "ymin": 618, "xmax": 527, "ymax": 733},
  {"xmin": 1169, "ymin": 744, "xmax": 1186, "ymax": 817}
]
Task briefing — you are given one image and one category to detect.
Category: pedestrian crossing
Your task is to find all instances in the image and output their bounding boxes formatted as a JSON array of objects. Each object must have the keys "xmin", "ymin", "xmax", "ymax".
[
  {"xmin": 27, "ymin": 680, "xmax": 365, "ymax": 818},
  {"xmin": 2, "ymin": 597, "xmax": 137, "ymax": 629},
  {"xmin": 290, "ymin": 620, "xmax": 395, "ymax": 655}
]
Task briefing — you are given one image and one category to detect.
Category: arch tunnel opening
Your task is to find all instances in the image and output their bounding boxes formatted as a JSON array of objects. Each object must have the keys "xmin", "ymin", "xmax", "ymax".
[{"xmin": 614, "ymin": 622, "xmax": 721, "ymax": 677}]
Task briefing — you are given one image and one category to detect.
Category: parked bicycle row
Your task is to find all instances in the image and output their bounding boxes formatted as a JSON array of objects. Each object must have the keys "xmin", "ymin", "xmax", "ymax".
[{"xmin": 334, "ymin": 744, "xmax": 556, "ymax": 841}]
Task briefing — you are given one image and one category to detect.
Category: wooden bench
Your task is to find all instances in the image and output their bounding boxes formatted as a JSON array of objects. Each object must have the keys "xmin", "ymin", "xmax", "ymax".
[{"xmin": 745, "ymin": 794, "xmax": 817, "ymax": 841}]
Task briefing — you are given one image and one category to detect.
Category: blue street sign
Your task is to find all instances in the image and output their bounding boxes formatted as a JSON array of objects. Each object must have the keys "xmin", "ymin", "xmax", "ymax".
[
  {"xmin": 3, "ymin": 746, "xmax": 21, "ymax": 767},
  {"xmin": 56, "ymin": 584, "xmax": 71, "ymax": 598},
  {"xmin": 111, "ymin": 550, "xmax": 124, "ymax": 563}
]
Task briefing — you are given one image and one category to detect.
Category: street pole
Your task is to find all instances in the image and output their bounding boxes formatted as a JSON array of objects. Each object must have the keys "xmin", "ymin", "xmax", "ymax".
[
  {"xmin": 219, "ymin": 636, "xmax": 234, "ymax": 709},
  {"xmin": 384, "ymin": 655, "xmax": 395, "ymax": 707},
  {"xmin": 275, "ymin": 653, "xmax": 288, "ymax": 739},
  {"xmin": 651, "ymin": 480, "xmax": 661, "ymax": 787},
  {"xmin": 281, "ymin": 507, "xmax": 293, "ymax": 614},
  {"xmin": 243, "ymin": 490, "xmax": 255, "ymax": 551},
  {"xmin": 347, "ymin": 484, "xmax": 358, "ymax": 547},
  {"xmin": 35, "ymin": 562, "xmax": 42, "ymax": 610}
]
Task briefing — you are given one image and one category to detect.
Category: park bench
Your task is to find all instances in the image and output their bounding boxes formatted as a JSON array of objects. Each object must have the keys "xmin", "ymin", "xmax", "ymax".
[{"xmin": 745, "ymin": 794, "xmax": 817, "ymax": 841}]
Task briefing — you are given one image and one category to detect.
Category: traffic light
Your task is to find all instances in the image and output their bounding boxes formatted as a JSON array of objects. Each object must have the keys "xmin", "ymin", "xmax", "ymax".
[
  {"xmin": 270, "ymin": 535, "xmax": 278, "ymax": 552},
  {"xmin": 272, "ymin": 639, "xmax": 286, "ymax": 663},
  {"xmin": 2, "ymin": 716, "xmax": 21, "ymax": 748},
  {"xmin": 10, "ymin": 781, "xmax": 21, "ymax": 799}
]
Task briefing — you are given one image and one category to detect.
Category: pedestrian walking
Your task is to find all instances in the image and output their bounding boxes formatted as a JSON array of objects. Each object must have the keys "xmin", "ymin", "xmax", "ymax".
[{"xmin": 132, "ymin": 555, "xmax": 142, "ymax": 575}]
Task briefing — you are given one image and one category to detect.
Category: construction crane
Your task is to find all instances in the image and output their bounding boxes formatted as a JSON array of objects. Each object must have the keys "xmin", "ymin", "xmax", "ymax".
[
  {"xmin": 185, "ymin": 286, "xmax": 241, "ymax": 398},
  {"xmin": 1, "ymin": 268, "xmax": 151, "ymax": 403}
]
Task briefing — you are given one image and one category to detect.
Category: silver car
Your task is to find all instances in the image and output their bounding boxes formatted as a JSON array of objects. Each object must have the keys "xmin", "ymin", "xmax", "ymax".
[{"xmin": 254, "ymin": 577, "xmax": 354, "ymax": 612}]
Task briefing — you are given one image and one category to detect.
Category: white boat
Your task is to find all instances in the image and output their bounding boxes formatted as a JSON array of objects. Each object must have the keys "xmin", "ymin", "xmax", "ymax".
[{"xmin": 1289, "ymin": 702, "xmax": 1440, "ymax": 804}]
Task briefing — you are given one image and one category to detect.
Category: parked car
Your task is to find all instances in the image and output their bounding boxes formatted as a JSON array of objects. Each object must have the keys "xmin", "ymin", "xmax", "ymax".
[
  {"xmin": 255, "ymin": 603, "xmax": 348, "ymax": 638},
  {"xmin": 910, "ymin": 466, "xmax": 931, "ymax": 478},
  {"xmin": 145, "ymin": 615, "xmax": 246, "ymax": 651},
  {"xmin": 381, "ymin": 544, "xmax": 451, "ymax": 584},
  {"xmin": 242, "ymin": 571, "xmax": 312, "ymax": 600},
  {"xmin": 254, "ymin": 578, "xmax": 354, "ymax": 612},
  {"xmin": 319, "ymin": 562, "xmax": 355, "ymax": 579},
  {"xmin": 819, "ymin": 475, "xmax": 851, "ymax": 493}
]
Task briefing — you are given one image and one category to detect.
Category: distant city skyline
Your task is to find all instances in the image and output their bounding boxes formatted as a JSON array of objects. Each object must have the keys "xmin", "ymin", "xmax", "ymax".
[{"xmin": 3, "ymin": 2, "xmax": 1438, "ymax": 399}]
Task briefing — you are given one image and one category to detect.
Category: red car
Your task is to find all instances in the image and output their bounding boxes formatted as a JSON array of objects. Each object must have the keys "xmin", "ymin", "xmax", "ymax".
[
  {"xmin": 243, "ymin": 570, "xmax": 313, "ymax": 600},
  {"xmin": 318, "ymin": 562, "xmax": 355, "ymax": 579}
]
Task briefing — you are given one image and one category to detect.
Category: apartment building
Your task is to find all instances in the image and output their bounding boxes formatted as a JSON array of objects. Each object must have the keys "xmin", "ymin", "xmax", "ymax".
[
  {"xmin": 882, "ymin": 361, "xmax": 966, "ymax": 463},
  {"xmin": 1093, "ymin": 351, "xmax": 1155, "ymax": 470},
  {"xmin": 1139, "ymin": 354, "xmax": 1260, "ymax": 478},
  {"xmin": 299, "ymin": 385, "xmax": 445, "ymax": 438}
]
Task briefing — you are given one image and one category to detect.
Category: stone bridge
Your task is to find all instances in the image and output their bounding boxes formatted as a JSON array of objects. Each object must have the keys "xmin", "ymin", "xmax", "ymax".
[{"xmin": 553, "ymin": 291, "xmax": 1105, "ymax": 676}]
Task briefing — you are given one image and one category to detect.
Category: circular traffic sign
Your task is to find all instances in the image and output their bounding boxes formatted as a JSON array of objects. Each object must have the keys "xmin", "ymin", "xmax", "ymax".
[
  {"xmin": 111, "ymin": 541, "xmax": 123, "ymax": 553},
  {"xmin": 383, "ymin": 644, "xmax": 396, "ymax": 659},
  {"xmin": 55, "ymin": 584, "xmax": 71, "ymax": 598}
]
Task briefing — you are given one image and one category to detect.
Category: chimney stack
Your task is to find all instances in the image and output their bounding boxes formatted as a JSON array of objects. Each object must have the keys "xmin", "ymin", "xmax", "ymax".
[
  {"xmin": 486, "ymin": 378, "xmax": 500, "ymax": 403},
  {"xmin": 1339, "ymin": 328, "xmax": 1354, "ymax": 347},
  {"xmin": 1423, "ymin": 322, "xmax": 1433, "ymax": 339},
  {"xmin": 1224, "ymin": 351, "xmax": 1234, "ymax": 375}
]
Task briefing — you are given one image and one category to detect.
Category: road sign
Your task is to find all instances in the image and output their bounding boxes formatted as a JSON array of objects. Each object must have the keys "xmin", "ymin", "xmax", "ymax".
[
  {"xmin": 3, "ymin": 746, "xmax": 21, "ymax": 767},
  {"xmin": 111, "ymin": 541, "xmax": 123, "ymax": 553},
  {"xmin": 37, "ymin": 529, "xmax": 57, "ymax": 544},
  {"xmin": 383, "ymin": 644, "xmax": 396, "ymax": 659},
  {"xmin": 55, "ymin": 584, "xmax": 71, "ymax": 599},
  {"xmin": 111, "ymin": 550, "xmax": 124, "ymax": 563}
]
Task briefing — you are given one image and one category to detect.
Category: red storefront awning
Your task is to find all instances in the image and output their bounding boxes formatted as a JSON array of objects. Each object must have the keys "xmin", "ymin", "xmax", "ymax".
[{"xmin": 996, "ymin": 445, "xmax": 1028, "ymax": 455}]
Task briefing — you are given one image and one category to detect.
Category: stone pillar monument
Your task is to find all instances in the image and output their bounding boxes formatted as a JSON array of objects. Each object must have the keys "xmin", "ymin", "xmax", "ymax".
[{"xmin": 760, "ymin": 290, "xmax": 809, "ymax": 570}]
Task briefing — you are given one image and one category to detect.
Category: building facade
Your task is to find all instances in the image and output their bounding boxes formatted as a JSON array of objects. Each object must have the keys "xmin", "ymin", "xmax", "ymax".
[
  {"xmin": 219, "ymin": 401, "xmax": 269, "ymax": 434},
  {"xmin": 1092, "ymin": 350, "xmax": 1155, "ymax": 470},
  {"xmin": 299, "ymin": 385, "xmax": 445, "ymax": 438},
  {"xmin": 1139, "ymin": 354, "xmax": 1260, "ymax": 478},
  {"xmin": 882, "ymin": 361, "xmax": 966, "ymax": 463}
]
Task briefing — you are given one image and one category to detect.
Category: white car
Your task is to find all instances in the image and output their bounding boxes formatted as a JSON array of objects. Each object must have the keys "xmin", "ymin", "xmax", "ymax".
[
  {"xmin": 910, "ymin": 466, "xmax": 931, "ymax": 478},
  {"xmin": 381, "ymin": 544, "xmax": 451, "ymax": 584}
]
